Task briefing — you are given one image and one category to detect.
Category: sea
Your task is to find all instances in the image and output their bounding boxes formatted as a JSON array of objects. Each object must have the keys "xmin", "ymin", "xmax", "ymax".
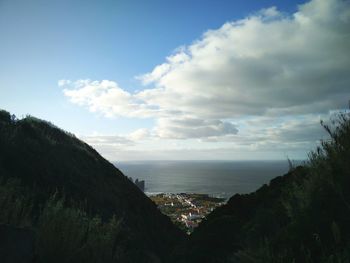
[{"xmin": 116, "ymin": 160, "xmax": 298, "ymax": 199}]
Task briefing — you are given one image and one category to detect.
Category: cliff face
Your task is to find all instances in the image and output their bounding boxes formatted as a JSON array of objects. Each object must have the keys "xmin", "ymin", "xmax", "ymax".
[{"xmin": 0, "ymin": 110, "xmax": 185, "ymax": 262}]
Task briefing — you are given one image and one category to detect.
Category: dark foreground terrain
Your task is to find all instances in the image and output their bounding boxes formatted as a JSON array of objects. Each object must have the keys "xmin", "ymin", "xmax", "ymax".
[
  {"xmin": 0, "ymin": 110, "xmax": 185, "ymax": 263},
  {"xmin": 1, "ymin": 109, "xmax": 350, "ymax": 262}
]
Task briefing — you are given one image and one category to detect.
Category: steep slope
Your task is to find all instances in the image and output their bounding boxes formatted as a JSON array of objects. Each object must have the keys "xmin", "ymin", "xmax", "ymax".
[
  {"xmin": 178, "ymin": 111, "xmax": 350, "ymax": 263},
  {"xmin": 176, "ymin": 167, "xmax": 307, "ymax": 262},
  {"xmin": 0, "ymin": 110, "xmax": 185, "ymax": 262}
]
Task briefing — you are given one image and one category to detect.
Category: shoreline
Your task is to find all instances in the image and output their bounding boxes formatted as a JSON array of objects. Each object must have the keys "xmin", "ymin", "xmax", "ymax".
[{"xmin": 146, "ymin": 191, "xmax": 230, "ymax": 200}]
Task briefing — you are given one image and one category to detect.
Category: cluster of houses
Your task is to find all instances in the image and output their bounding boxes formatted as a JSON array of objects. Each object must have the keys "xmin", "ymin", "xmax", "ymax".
[{"xmin": 150, "ymin": 193, "xmax": 224, "ymax": 234}]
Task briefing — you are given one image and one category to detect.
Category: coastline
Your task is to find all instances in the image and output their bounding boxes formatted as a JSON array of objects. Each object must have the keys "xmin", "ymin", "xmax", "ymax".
[{"xmin": 117, "ymin": 160, "xmax": 290, "ymax": 199}]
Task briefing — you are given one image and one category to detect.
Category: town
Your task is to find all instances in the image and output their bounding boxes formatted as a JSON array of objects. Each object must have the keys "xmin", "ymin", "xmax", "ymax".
[{"xmin": 150, "ymin": 193, "xmax": 226, "ymax": 234}]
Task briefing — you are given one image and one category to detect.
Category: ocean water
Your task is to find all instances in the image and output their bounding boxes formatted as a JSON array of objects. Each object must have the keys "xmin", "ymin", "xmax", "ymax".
[{"xmin": 116, "ymin": 160, "xmax": 292, "ymax": 199}]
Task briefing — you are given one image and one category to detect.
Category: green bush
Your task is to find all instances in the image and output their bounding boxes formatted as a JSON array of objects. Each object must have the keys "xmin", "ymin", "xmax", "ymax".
[
  {"xmin": 0, "ymin": 177, "xmax": 33, "ymax": 227},
  {"xmin": 186, "ymin": 110, "xmax": 350, "ymax": 263},
  {"xmin": 36, "ymin": 194, "xmax": 125, "ymax": 263}
]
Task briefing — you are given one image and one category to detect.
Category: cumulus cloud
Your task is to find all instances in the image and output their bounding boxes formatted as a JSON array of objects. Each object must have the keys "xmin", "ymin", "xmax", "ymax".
[
  {"xmin": 154, "ymin": 118, "xmax": 238, "ymax": 139},
  {"xmin": 265, "ymin": 117, "xmax": 326, "ymax": 143},
  {"xmin": 62, "ymin": 0, "xmax": 350, "ymax": 147},
  {"xmin": 128, "ymin": 128, "xmax": 150, "ymax": 141},
  {"xmin": 202, "ymin": 114, "xmax": 327, "ymax": 147},
  {"xmin": 60, "ymin": 79, "xmax": 160, "ymax": 118},
  {"xmin": 138, "ymin": 0, "xmax": 350, "ymax": 119}
]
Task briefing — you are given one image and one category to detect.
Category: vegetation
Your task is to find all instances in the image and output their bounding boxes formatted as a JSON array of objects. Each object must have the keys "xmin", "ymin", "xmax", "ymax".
[
  {"xmin": 178, "ymin": 110, "xmax": 350, "ymax": 263},
  {"xmin": 0, "ymin": 177, "xmax": 33, "ymax": 227},
  {"xmin": 36, "ymin": 195, "xmax": 127, "ymax": 263},
  {"xmin": 1, "ymin": 108, "xmax": 350, "ymax": 262},
  {"xmin": 0, "ymin": 109, "xmax": 185, "ymax": 263},
  {"xmin": 0, "ymin": 177, "xmax": 130, "ymax": 262}
]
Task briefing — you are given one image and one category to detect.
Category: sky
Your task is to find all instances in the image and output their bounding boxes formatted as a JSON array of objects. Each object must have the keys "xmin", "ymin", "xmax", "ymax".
[{"xmin": 1, "ymin": 0, "xmax": 350, "ymax": 161}]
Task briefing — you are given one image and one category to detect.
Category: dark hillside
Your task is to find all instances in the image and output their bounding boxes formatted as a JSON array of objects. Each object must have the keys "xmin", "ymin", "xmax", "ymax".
[
  {"xmin": 0, "ymin": 110, "xmax": 185, "ymax": 262},
  {"xmin": 176, "ymin": 167, "xmax": 308, "ymax": 263},
  {"xmin": 177, "ymin": 111, "xmax": 350, "ymax": 263},
  {"xmin": 2, "ymin": 108, "xmax": 350, "ymax": 262}
]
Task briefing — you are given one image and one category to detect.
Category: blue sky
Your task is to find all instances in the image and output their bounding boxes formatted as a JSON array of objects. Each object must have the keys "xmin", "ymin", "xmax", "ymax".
[{"xmin": 1, "ymin": 0, "xmax": 349, "ymax": 161}]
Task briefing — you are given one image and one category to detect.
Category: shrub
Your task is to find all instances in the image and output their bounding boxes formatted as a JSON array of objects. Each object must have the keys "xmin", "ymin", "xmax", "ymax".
[{"xmin": 36, "ymin": 194, "xmax": 125, "ymax": 263}]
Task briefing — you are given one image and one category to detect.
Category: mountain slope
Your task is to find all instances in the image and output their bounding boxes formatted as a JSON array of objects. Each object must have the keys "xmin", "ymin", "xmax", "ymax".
[
  {"xmin": 178, "ymin": 111, "xmax": 350, "ymax": 263},
  {"xmin": 0, "ymin": 110, "xmax": 185, "ymax": 262}
]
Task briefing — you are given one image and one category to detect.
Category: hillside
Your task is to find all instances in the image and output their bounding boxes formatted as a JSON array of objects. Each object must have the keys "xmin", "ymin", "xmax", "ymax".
[
  {"xmin": 176, "ymin": 111, "xmax": 350, "ymax": 263},
  {"xmin": 0, "ymin": 110, "xmax": 185, "ymax": 262},
  {"xmin": 1, "ymin": 109, "xmax": 350, "ymax": 263}
]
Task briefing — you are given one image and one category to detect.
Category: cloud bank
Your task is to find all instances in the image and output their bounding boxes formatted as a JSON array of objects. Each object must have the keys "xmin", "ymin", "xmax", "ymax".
[
  {"xmin": 137, "ymin": 0, "xmax": 350, "ymax": 119},
  {"xmin": 60, "ymin": 0, "xmax": 350, "ymax": 159}
]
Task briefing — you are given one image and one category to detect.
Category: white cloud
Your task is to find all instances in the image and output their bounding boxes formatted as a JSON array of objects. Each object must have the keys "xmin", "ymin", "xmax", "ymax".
[
  {"xmin": 61, "ymin": 79, "xmax": 160, "ymax": 118},
  {"xmin": 154, "ymin": 118, "xmax": 238, "ymax": 139},
  {"xmin": 258, "ymin": 6, "xmax": 281, "ymax": 18},
  {"xmin": 80, "ymin": 134, "xmax": 134, "ymax": 146},
  {"xmin": 61, "ymin": 0, "xmax": 350, "ymax": 159},
  {"xmin": 201, "ymin": 114, "xmax": 327, "ymax": 148},
  {"xmin": 137, "ymin": 0, "xmax": 350, "ymax": 119},
  {"xmin": 128, "ymin": 128, "xmax": 150, "ymax": 141}
]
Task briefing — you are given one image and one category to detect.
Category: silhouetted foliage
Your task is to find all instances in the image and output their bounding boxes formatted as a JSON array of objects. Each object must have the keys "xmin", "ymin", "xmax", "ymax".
[
  {"xmin": 0, "ymin": 177, "xmax": 33, "ymax": 227},
  {"xmin": 2, "ymin": 108, "xmax": 350, "ymax": 262},
  {"xmin": 178, "ymin": 110, "xmax": 350, "ymax": 263},
  {"xmin": 36, "ymin": 194, "xmax": 127, "ymax": 263},
  {"xmin": 0, "ymin": 109, "xmax": 185, "ymax": 262}
]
